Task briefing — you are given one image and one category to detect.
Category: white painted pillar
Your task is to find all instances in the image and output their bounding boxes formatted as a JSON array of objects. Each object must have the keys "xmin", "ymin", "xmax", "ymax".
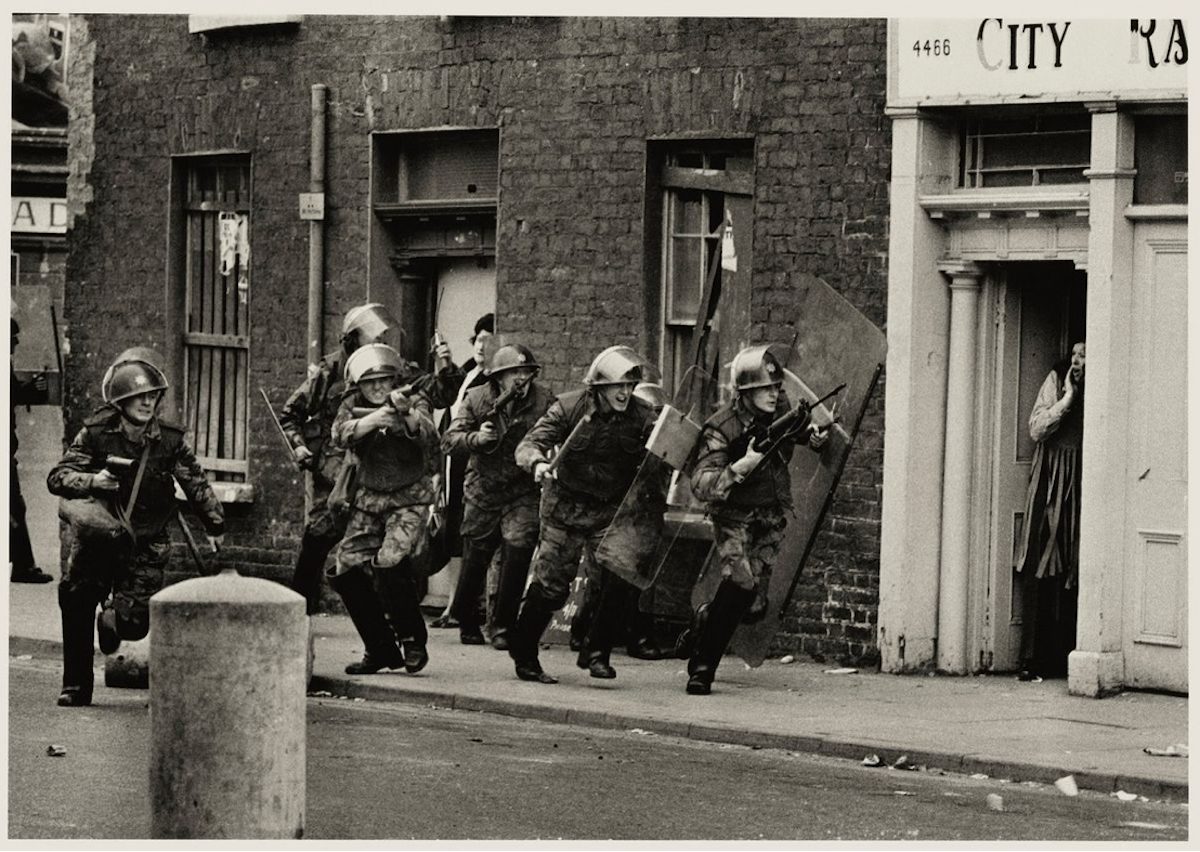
[
  {"xmin": 1069, "ymin": 105, "xmax": 1136, "ymax": 697},
  {"xmin": 936, "ymin": 262, "xmax": 983, "ymax": 673}
]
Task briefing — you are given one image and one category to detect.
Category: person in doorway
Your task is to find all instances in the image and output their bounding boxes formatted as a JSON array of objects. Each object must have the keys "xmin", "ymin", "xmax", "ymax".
[
  {"xmin": 507, "ymin": 345, "xmax": 658, "ymax": 684},
  {"xmin": 279, "ymin": 303, "xmax": 400, "ymax": 616},
  {"xmin": 330, "ymin": 343, "xmax": 440, "ymax": 676},
  {"xmin": 684, "ymin": 345, "xmax": 828, "ymax": 696},
  {"xmin": 428, "ymin": 313, "xmax": 497, "ymax": 630},
  {"xmin": 441, "ymin": 343, "xmax": 554, "ymax": 648},
  {"xmin": 1014, "ymin": 341, "xmax": 1085, "ymax": 682},
  {"xmin": 48, "ymin": 349, "xmax": 225, "ymax": 706},
  {"xmin": 10, "ymin": 318, "xmax": 53, "ymax": 583}
]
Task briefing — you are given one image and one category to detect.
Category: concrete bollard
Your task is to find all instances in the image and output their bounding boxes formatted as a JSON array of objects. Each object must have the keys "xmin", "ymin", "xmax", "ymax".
[{"xmin": 149, "ymin": 568, "xmax": 307, "ymax": 839}]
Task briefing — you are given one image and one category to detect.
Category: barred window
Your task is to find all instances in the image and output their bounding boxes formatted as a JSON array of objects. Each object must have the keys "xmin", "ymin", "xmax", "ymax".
[{"xmin": 959, "ymin": 114, "xmax": 1091, "ymax": 189}]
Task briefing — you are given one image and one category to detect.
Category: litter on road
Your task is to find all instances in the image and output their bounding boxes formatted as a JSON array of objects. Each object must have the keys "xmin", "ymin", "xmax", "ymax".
[
  {"xmin": 824, "ymin": 667, "xmax": 858, "ymax": 675},
  {"xmin": 45, "ymin": 745, "xmax": 66, "ymax": 757},
  {"xmin": 862, "ymin": 754, "xmax": 882, "ymax": 767},
  {"xmin": 1113, "ymin": 790, "xmax": 1138, "ymax": 802},
  {"xmin": 1143, "ymin": 743, "xmax": 1188, "ymax": 758},
  {"xmin": 1054, "ymin": 775, "xmax": 1079, "ymax": 797},
  {"xmin": 986, "ymin": 794, "xmax": 1004, "ymax": 812}
]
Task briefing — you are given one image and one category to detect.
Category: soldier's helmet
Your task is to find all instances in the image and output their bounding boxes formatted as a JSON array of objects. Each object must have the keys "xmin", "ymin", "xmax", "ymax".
[
  {"xmin": 488, "ymin": 344, "xmax": 540, "ymax": 378},
  {"xmin": 632, "ymin": 381, "xmax": 667, "ymax": 411},
  {"xmin": 102, "ymin": 348, "xmax": 169, "ymax": 404},
  {"xmin": 583, "ymin": 345, "xmax": 644, "ymax": 387},
  {"xmin": 345, "ymin": 343, "xmax": 404, "ymax": 386},
  {"xmin": 341, "ymin": 303, "xmax": 397, "ymax": 347},
  {"xmin": 731, "ymin": 344, "xmax": 785, "ymax": 392}
]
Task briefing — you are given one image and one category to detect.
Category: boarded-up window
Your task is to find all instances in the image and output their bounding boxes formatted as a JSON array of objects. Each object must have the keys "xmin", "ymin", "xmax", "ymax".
[{"xmin": 183, "ymin": 159, "xmax": 250, "ymax": 482}]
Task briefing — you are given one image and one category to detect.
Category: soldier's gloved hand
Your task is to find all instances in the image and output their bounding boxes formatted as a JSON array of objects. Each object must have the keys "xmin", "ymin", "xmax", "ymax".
[
  {"xmin": 807, "ymin": 425, "xmax": 829, "ymax": 451},
  {"xmin": 388, "ymin": 389, "xmax": 411, "ymax": 416},
  {"xmin": 292, "ymin": 445, "xmax": 314, "ymax": 466},
  {"xmin": 206, "ymin": 533, "xmax": 224, "ymax": 552},
  {"xmin": 367, "ymin": 405, "xmax": 401, "ymax": 431},
  {"xmin": 533, "ymin": 460, "xmax": 556, "ymax": 484},
  {"xmin": 473, "ymin": 421, "xmax": 500, "ymax": 448},
  {"xmin": 730, "ymin": 440, "xmax": 765, "ymax": 479},
  {"xmin": 91, "ymin": 469, "xmax": 121, "ymax": 493}
]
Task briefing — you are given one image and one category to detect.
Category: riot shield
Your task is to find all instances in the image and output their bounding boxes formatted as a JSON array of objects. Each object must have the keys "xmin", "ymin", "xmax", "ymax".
[{"xmin": 689, "ymin": 273, "xmax": 887, "ymax": 667}]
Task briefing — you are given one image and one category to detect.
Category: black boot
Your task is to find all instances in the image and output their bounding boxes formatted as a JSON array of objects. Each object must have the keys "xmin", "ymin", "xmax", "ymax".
[
  {"xmin": 491, "ymin": 544, "xmax": 534, "ymax": 651},
  {"xmin": 328, "ymin": 570, "xmax": 405, "ymax": 674},
  {"xmin": 686, "ymin": 581, "xmax": 755, "ymax": 696},
  {"xmin": 450, "ymin": 538, "xmax": 492, "ymax": 645},
  {"xmin": 576, "ymin": 570, "xmax": 629, "ymax": 679},
  {"xmin": 58, "ymin": 587, "xmax": 97, "ymax": 707},
  {"xmin": 291, "ymin": 529, "xmax": 339, "ymax": 616},
  {"xmin": 509, "ymin": 585, "xmax": 559, "ymax": 683},
  {"xmin": 377, "ymin": 564, "xmax": 429, "ymax": 674}
]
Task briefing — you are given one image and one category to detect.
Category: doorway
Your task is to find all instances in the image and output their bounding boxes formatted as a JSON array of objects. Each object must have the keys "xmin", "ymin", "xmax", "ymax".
[{"xmin": 983, "ymin": 261, "xmax": 1086, "ymax": 674}]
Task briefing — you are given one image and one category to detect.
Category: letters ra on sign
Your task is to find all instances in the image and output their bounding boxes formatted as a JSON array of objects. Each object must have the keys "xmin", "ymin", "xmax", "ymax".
[{"xmin": 298, "ymin": 192, "xmax": 325, "ymax": 221}]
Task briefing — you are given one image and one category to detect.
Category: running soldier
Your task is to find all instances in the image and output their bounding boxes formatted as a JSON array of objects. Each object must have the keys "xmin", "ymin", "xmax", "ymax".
[
  {"xmin": 330, "ymin": 343, "xmax": 440, "ymax": 675},
  {"xmin": 441, "ymin": 343, "xmax": 554, "ymax": 648},
  {"xmin": 508, "ymin": 345, "xmax": 658, "ymax": 683},
  {"xmin": 48, "ymin": 348, "xmax": 225, "ymax": 706},
  {"xmin": 685, "ymin": 344, "xmax": 827, "ymax": 695},
  {"xmin": 279, "ymin": 303, "xmax": 398, "ymax": 615}
]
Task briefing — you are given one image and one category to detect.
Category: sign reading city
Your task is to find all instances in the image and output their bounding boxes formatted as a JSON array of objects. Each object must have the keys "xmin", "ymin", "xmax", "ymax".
[
  {"xmin": 889, "ymin": 19, "xmax": 1188, "ymax": 106},
  {"xmin": 11, "ymin": 197, "xmax": 67, "ymax": 234}
]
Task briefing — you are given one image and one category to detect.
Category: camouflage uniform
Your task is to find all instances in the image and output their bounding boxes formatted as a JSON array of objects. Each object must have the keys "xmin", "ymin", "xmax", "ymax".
[
  {"xmin": 331, "ymin": 372, "xmax": 441, "ymax": 659},
  {"xmin": 48, "ymin": 407, "xmax": 225, "ymax": 701},
  {"xmin": 691, "ymin": 390, "xmax": 800, "ymax": 599},
  {"xmin": 442, "ymin": 379, "xmax": 555, "ymax": 639}
]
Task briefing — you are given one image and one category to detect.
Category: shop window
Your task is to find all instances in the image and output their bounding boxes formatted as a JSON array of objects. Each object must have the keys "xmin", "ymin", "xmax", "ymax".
[
  {"xmin": 179, "ymin": 157, "xmax": 252, "ymax": 482},
  {"xmin": 648, "ymin": 142, "xmax": 754, "ymax": 402},
  {"xmin": 959, "ymin": 114, "xmax": 1091, "ymax": 188},
  {"xmin": 1134, "ymin": 114, "xmax": 1188, "ymax": 205}
]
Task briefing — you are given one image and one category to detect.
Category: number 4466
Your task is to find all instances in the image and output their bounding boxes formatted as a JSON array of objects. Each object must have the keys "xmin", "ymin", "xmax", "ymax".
[{"xmin": 913, "ymin": 39, "xmax": 950, "ymax": 56}]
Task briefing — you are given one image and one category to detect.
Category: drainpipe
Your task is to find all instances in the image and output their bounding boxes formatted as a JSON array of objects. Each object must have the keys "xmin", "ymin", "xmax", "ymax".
[{"xmin": 307, "ymin": 84, "xmax": 327, "ymax": 367}]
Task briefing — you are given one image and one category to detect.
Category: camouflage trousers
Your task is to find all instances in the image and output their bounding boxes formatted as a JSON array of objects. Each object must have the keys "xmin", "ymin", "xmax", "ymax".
[
  {"xmin": 529, "ymin": 518, "xmax": 648, "ymax": 610},
  {"xmin": 59, "ymin": 524, "xmax": 169, "ymax": 641},
  {"xmin": 460, "ymin": 493, "xmax": 540, "ymax": 549},
  {"xmin": 711, "ymin": 505, "xmax": 789, "ymax": 593},
  {"xmin": 335, "ymin": 488, "xmax": 431, "ymax": 576}
]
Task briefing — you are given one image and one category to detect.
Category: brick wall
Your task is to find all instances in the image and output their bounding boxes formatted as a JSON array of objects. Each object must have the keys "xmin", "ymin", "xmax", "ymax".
[{"xmin": 65, "ymin": 14, "xmax": 890, "ymax": 663}]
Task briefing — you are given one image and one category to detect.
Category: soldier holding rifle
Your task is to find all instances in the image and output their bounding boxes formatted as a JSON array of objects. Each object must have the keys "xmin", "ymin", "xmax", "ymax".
[
  {"xmin": 47, "ymin": 349, "xmax": 224, "ymax": 707},
  {"xmin": 441, "ymin": 344, "xmax": 554, "ymax": 649}
]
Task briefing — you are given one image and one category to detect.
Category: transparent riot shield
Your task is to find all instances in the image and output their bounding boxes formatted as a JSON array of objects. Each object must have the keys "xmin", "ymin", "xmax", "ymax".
[{"xmin": 689, "ymin": 273, "xmax": 888, "ymax": 667}]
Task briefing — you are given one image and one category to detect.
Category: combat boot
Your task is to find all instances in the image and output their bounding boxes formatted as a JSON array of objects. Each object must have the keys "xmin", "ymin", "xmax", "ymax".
[
  {"xmin": 376, "ymin": 563, "xmax": 429, "ymax": 674},
  {"xmin": 491, "ymin": 544, "xmax": 534, "ymax": 651},
  {"xmin": 57, "ymin": 587, "xmax": 97, "ymax": 707},
  {"xmin": 328, "ymin": 569, "xmax": 404, "ymax": 674},
  {"xmin": 450, "ymin": 538, "xmax": 491, "ymax": 645},
  {"xmin": 509, "ymin": 585, "xmax": 558, "ymax": 683},
  {"xmin": 686, "ymin": 580, "xmax": 755, "ymax": 696},
  {"xmin": 576, "ymin": 648, "xmax": 617, "ymax": 679}
]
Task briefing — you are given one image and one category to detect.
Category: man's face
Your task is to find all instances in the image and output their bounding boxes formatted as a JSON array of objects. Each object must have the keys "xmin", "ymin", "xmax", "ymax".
[
  {"xmin": 747, "ymin": 384, "xmax": 781, "ymax": 416},
  {"xmin": 598, "ymin": 382, "xmax": 636, "ymax": 412},
  {"xmin": 1069, "ymin": 342, "xmax": 1086, "ymax": 383},
  {"xmin": 497, "ymin": 367, "xmax": 536, "ymax": 395},
  {"xmin": 360, "ymin": 375, "xmax": 394, "ymax": 405},
  {"xmin": 472, "ymin": 330, "xmax": 497, "ymax": 369},
  {"xmin": 120, "ymin": 390, "xmax": 161, "ymax": 425}
]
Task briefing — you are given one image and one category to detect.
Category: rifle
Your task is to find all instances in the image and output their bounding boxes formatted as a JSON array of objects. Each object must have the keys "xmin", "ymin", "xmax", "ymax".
[
  {"xmin": 473, "ymin": 373, "xmax": 535, "ymax": 455},
  {"xmin": 730, "ymin": 383, "xmax": 847, "ymax": 461},
  {"xmin": 101, "ymin": 453, "xmax": 148, "ymax": 537},
  {"xmin": 258, "ymin": 388, "xmax": 305, "ymax": 470},
  {"xmin": 542, "ymin": 411, "xmax": 591, "ymax": 480}
]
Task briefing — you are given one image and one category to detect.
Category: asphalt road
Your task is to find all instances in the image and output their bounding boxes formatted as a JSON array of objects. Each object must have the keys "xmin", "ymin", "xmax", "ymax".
[{"xmin": 7, "ymin": 657, "xmax": 1188, "ymax": 841}]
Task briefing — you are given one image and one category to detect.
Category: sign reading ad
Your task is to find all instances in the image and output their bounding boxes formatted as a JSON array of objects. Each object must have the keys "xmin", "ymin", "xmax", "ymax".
[
  {"xmin": 889, "ymin": 19, "xmax": 1188, "ymax": 106},
  {"xmin": 12, "ymin": 197, "xmax": 67, "ymax": 234}
]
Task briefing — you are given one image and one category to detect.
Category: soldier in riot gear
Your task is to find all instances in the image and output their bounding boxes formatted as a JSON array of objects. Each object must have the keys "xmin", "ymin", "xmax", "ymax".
[
  {"xmin": 509, "ymin": 345, "xmax": 658, "ymax": 683},
  {"xmin": 684, "ymin": 344, "xmax": 827, "ymax": 695},
  {"xmin": 442, "ymin": 343, "xmax": 555, "ymax": 648},
  {"xmin": 329, "ymin": 343, "xmax": 441, "ymax": 675},
  {"xmin": 47, "ymin": 349, "xmax": 225, "ymax": 707},
  {"xmin": 279, "ymin": 303, "xmax": 398, "ymax": 615}
]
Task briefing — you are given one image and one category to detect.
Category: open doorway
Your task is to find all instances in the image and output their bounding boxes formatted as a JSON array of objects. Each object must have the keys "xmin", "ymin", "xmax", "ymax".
[{"xmin": 984, "ymin": 261, "xmax": 1086, "ymax": 675}]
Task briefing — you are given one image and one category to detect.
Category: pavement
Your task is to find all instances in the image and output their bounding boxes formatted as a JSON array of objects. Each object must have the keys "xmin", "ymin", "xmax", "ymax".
[{"xmin": 7, "ymin": 573, "xmax": 1190, "ymax": 801}]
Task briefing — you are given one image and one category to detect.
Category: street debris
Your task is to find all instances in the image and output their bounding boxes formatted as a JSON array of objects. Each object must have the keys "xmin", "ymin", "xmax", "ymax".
[
  {"xmin": 468, "ymin": 737, "xmax": 484, "ymax": 743},
  {"xmin": 1143, "ymin": 743, "xmax": 1188, "ymax": 758},
  {"xmin": 628, "ymin": 728, "xmax": 653, "ymax": 736},
  {"xmin": 307, "ymin": 690, "xmax": 333, "ymax": 697},
  {"xmin": 352, "ymin": 697, "xmax": 364, "ymax": 702},
  {"xmin": 779, "ymin": 655, "xmax": 795, "ymax": 664},
  {"xmin": 15, "ymin": 654, "xmax": 32, "ymax": 660},
  {"xmin": 986, "ymin": 794, "xmax": 1004, "ymax": 812},
  {"xmin": 1054, "ymin": 775, "xmax": 1079, "ymax": 797},
  {"xmin": 824, "ymin": 667, "xmax": 858, "ymax": 675},
  {"xmin": 892, "ymin": 790, "xmax": 916, "ymax": 797},
  {"xmin": 1119, "ymin": 822, "xmax": 1171, "ymax": 830},
  {"xmin": 970, "ymin": 773, "xmax": 989, "ymax": 780},
  {"xmin": 46, "ymin": 745, "xmax": 66, "ymax": 757},
  {"xmin": 862, "ymin": 754, "xmax": 882, "ymax": 767},
  {"xmin": 1113, "ymin": 790, "xmax": 1138, "ymax": 802},
  {"xmin": 890, "ymin": 755, "xmax": 917, "ymax": 771}
]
